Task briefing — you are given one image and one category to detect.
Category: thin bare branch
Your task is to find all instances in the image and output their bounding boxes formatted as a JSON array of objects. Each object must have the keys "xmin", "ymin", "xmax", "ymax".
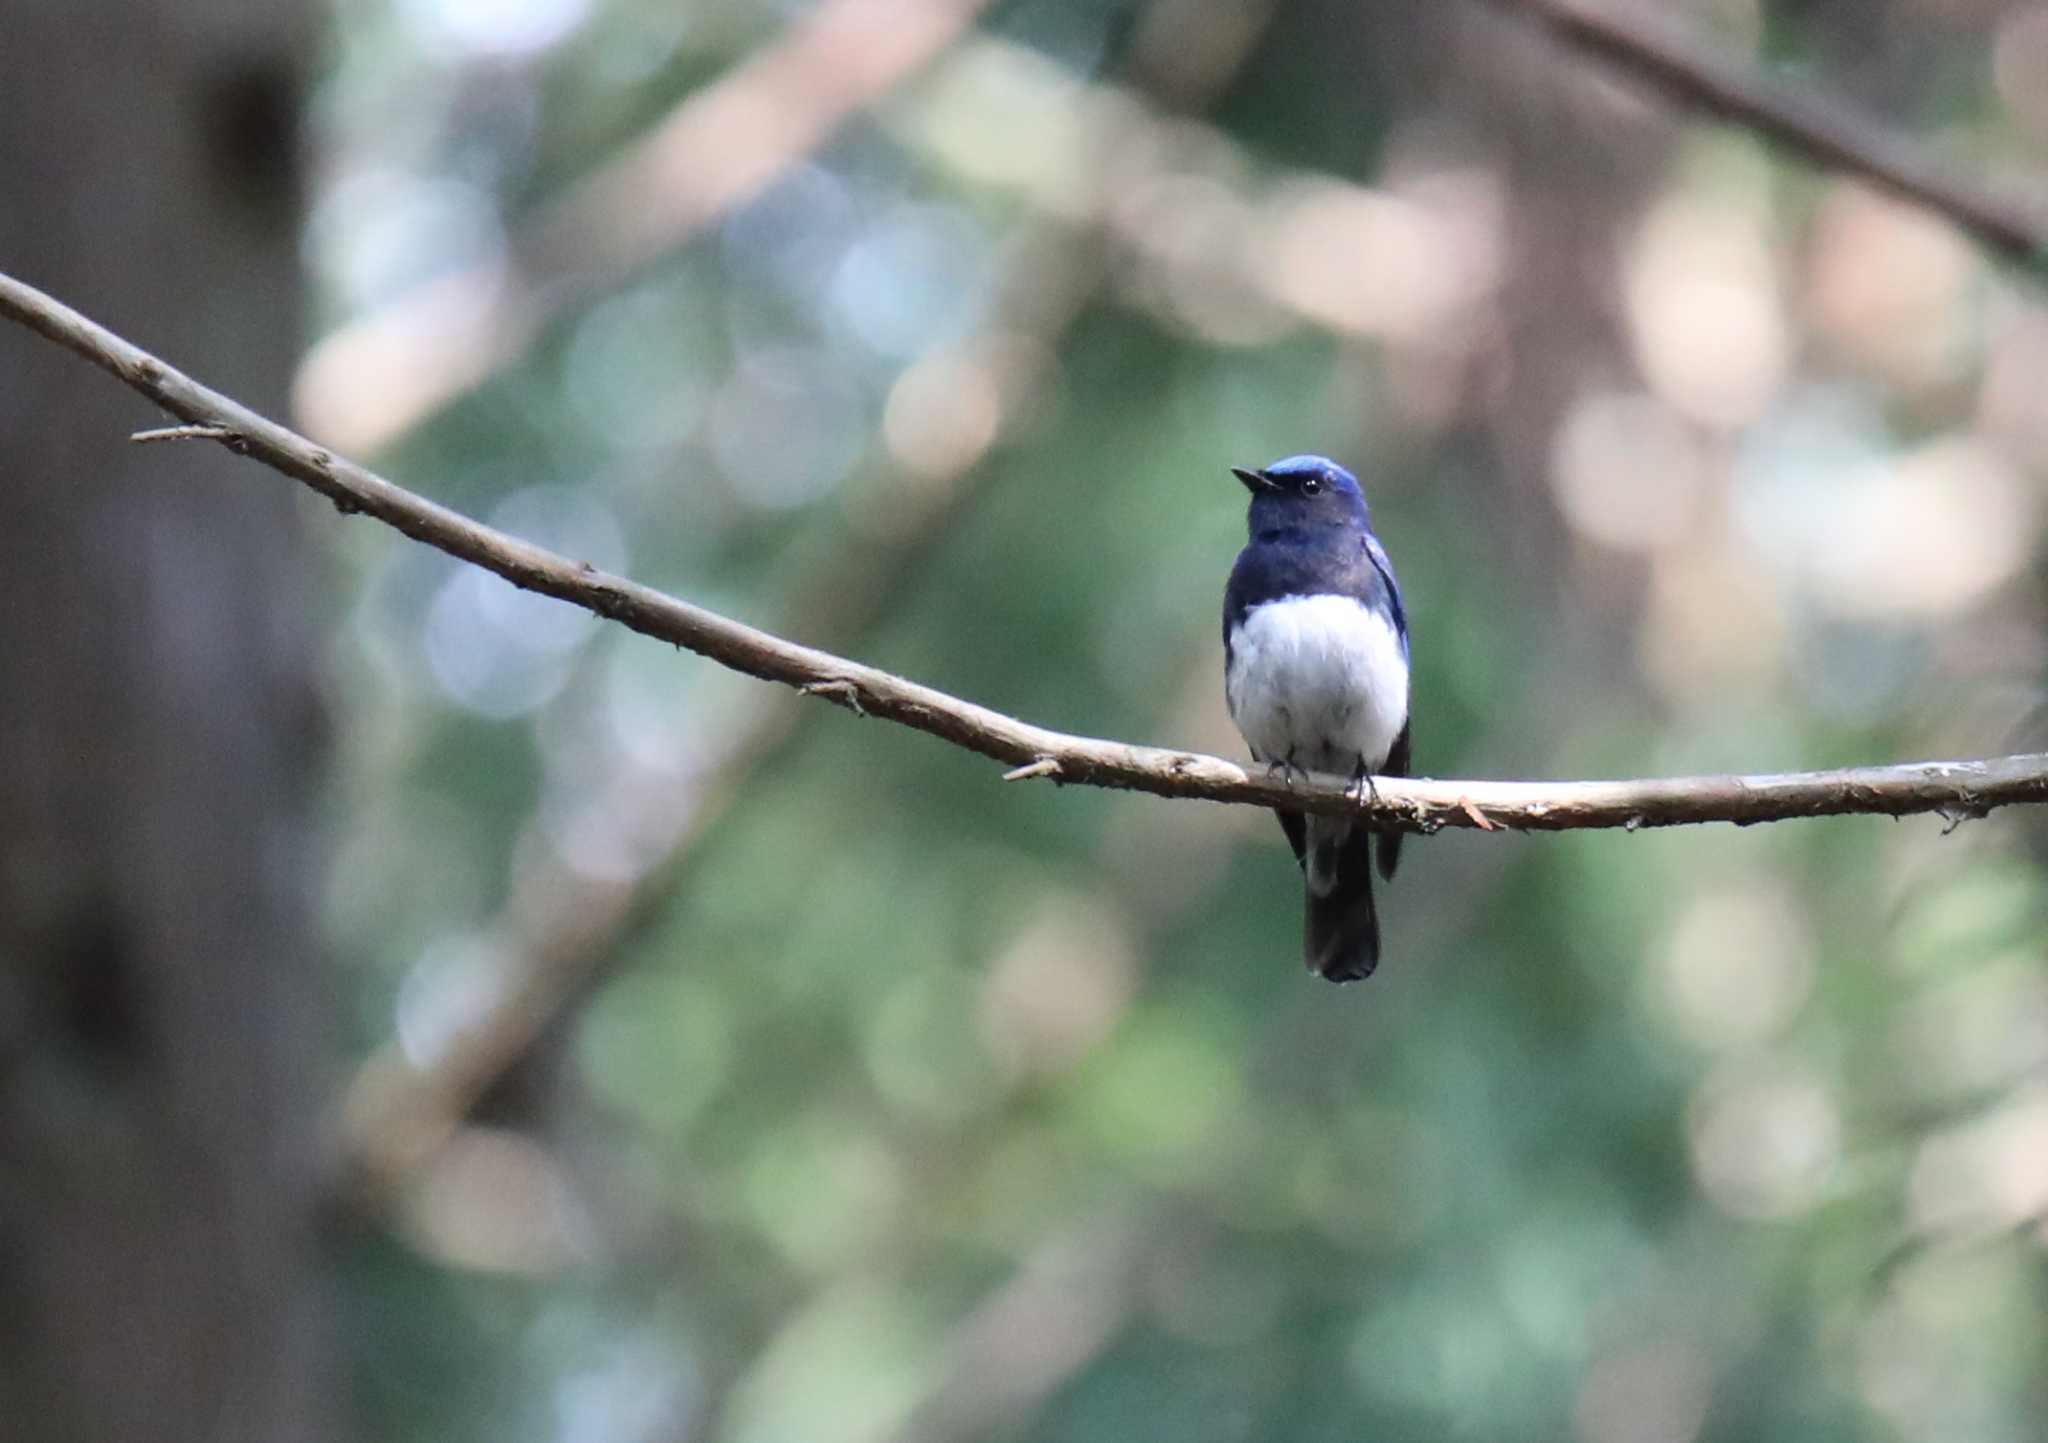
[
  {"xmin": 5, "ymin": 267, "xmax": 2047, "ymax": 839},
  {"xmin": 1486, "ymin": 0, "xmax": 2048, "ymax": 264}
]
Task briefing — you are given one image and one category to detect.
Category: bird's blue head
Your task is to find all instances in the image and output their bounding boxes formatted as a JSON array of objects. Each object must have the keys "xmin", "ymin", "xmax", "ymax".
[{"xmin": 1233, "ymin": 454, "xmax": 1369, "ymax": 538}]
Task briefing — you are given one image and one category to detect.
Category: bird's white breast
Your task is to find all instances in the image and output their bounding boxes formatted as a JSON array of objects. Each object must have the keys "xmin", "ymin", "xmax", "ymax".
[{"xmin": 1226, "ymin": 594, "xmax": 1408, "ymax": 774}]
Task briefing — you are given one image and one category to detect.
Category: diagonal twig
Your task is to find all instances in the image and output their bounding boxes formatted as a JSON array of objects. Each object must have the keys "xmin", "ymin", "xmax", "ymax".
[{"xmin": 1485, "ymin": 0, "xmax": 2048, "ymax": 264}]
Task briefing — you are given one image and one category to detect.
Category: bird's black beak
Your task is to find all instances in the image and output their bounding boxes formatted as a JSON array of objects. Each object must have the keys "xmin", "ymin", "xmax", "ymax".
[{"xmin": 1232, "ymin": 466, "xmax": 1277, "ymax": 494}]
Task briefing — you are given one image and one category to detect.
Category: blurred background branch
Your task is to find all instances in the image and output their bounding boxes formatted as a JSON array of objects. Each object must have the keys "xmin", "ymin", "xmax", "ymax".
[
  {"xmin": 337, "ymin": 213, "xmax": 1109, "ymax": 1214},
  {"xmin": 1489, "ymin": 0, "xmax": 2048, "ymax": 263},
  {"xmin": 330, "ymin": 5, "xmax": 1244, "ymax": 1217},
  {"xmin": 294, "ymin": 0, "xmax": 996, "ymax": 454}
]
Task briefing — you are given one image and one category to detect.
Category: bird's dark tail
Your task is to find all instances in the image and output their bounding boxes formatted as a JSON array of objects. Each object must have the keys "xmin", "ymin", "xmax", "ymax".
[{"xmin": 1302, "ymin": 820, "xmax": 1380, "ymax": 982}]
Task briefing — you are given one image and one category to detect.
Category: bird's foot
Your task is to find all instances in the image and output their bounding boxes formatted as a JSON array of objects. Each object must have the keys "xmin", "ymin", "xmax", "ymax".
[{"xmin": 1261, "ymin": 756, "xmax": 1304, "ymax": 789}]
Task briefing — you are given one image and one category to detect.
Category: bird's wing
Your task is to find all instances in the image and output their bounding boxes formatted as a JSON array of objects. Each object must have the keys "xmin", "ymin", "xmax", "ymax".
[{"xmin": 1361, "ymin": 532, "xmax": 1407, "ymax": 641}]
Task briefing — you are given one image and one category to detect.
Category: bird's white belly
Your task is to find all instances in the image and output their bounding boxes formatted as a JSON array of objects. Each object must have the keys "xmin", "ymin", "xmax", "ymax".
[{"xmin": 1226, "ymin": 594, "xmax": 1408, "ymax": 774}]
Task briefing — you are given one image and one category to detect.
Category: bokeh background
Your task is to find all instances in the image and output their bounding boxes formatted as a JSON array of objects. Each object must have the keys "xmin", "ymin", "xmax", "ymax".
[{"xmin": 5, "ymin": 1, "xmax": 2048, "ymax": 1440}]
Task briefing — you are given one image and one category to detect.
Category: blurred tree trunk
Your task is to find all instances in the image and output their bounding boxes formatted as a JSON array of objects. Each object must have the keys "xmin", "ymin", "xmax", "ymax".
[{"xmin": 0, "ymin": 5, "xmax": 328, "ymax": 1442}]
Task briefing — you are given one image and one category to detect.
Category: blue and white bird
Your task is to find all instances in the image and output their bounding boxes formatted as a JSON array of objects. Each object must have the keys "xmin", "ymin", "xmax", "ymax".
[{"xmin": 1223, "ymin": 454, "xmax": 1411, "ymax": 982}]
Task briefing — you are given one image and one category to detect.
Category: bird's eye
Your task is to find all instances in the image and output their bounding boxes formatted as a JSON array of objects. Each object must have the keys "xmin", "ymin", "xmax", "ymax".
[{"xmin": 1301, "ymin": 476, "xmax": 1323, "ymax": 495}]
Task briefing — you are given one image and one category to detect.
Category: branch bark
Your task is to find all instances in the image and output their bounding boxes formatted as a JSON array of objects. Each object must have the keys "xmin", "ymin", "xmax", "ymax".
[
  {"xmin": 3, "ymin": 267, "xmax": 2045, "ymax": 835},
  {"xmin": 1486, "ymin": 0, "xmax": 2048, "ymax": 265}
]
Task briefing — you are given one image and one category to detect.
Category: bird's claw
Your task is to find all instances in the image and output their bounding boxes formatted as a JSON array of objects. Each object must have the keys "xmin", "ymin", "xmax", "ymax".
[{"xmin": 1265, "ymin": 756, "xmax": 1307, "ymax": 789}]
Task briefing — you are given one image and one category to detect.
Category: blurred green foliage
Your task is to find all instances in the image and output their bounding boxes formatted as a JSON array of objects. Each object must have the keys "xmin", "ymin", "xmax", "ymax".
[{"xmin": 313, "ymin": 1, "xmax": 2048, "ymax": 1440}]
